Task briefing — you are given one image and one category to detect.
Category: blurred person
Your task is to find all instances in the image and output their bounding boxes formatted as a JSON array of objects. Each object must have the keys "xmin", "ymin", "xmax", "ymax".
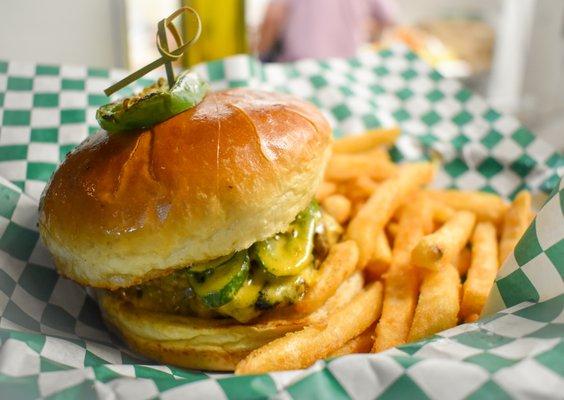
[{"xmin": 257, "ymin": 0, "xmax": 397, "ymax": 62}]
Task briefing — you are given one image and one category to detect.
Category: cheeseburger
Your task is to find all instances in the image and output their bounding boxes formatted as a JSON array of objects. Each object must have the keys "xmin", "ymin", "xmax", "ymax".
[{"xmin": 39, "ymin": 83, "xmax": 344, "ymax": 370}]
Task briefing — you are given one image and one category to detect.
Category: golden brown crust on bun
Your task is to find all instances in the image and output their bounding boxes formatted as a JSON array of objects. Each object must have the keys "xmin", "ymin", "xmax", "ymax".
[
  {"xmin": 39, "ymin": 89, "xmax": 332, "ymax": 289},
  {"xmin": 98, "ymin": 272, "xmax": 363, "ymax": 371}
]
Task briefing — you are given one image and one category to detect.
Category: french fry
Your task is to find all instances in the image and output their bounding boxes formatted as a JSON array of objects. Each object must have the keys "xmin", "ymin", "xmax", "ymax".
[
  {"xmin": 365, "ymin": 230, "xmax": 392, "ymax": 279},
  {"xmin": 411, "ymin": 211, "xmax": 476, "ymax": 271},
  {"xmin": 392, "ymin": 195, "xmax": 435, "ymax": 268},
  {"xmin": 390, "ymin": 204, "xmax": 405, "ymax": 224},
  {"xmin": 499, "ymin": 191, "xmax": 532, "ymax": 264},
  {"xmin": 455, "ymin": 246, "xmax": 471, "ymax": 276},
  {"xmin": 342, "ymin": 179, "xmax": 380, "ymax": 219},
  {"xmin": 325, "ymin": 148, "xmax": 397, "ymax": 181},
  {"xmin": 235, "ymin": 282, "xmax": 384, "ymax": 374},
  {"xmin": 332, "ymin": 127, "xmax": 400, "ymax": 153},
  {"xmin": 256, "ymin": 272, "xmax": 364, "ymax": 333},
  {"xmin": 407, "ymin": 264, "xmax": 461, "ymax": 342},
  {"xmin": 295, "ymin": 241, "xmax": 359, "ymax": 314},
  {"xmin": 316, "ymin": 181, "xmax": 337, "ymax": 202},
  {"xmin": 353, "ymin": 176, "xmax": 379, "ymax": 197},
  {"xmin": 305, "ymin": 272, "xmax": 364, "ymax": 324},
  {"xmin": 372, "ymin": 194, "xmax": 433, "ymax": 352},
  {"xmin": 338, "ymin": 176, "xmax": 379, "ymax": 201},
  {"xmin": 427, "ymin": 189, "xmax": 508, "ymax": 226},
  {"xmin": 350, "ymin": 199, "xmax": 365, "ymax": 218},
  {"xmin": 346, "ymin": 163, "xmax": 436, "ymax": 268},
  {"xmin": 373, "ymin": 269, "xmax": 419, "ymax": 351},
  {"xmin": 321, "ymin": 194, "xmax": 352, "ymax": 224},
  {"xmin": 386, "ymin": 221, "xmax": 399, "ymax": 242},
  {"xmin": 432, "ymin": 202, "xmax": 455, "ymax": 225},
  {"xmin": 465, "ymin": 314, "xmax": 480, "ymax": 323},
  {"xmin": 460, "ymin": 222, "xmax": 498, "ymax": 321},
  {"xmin": 330, "ymin": 324, "xmax": 375, "ymax": 357}
]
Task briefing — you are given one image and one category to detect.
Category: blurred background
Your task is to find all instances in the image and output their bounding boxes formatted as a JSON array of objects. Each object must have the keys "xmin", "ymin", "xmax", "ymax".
[{"xmin": 0, "ymin": 0, "xmax": 562, "ymax": 149}]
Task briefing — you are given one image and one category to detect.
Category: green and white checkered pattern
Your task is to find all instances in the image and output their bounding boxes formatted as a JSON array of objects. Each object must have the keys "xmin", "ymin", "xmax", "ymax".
[
  {"xmin": 485, "ymin": 178, "xmax": 564, "ymax": 313},
  {"xmin": 0, "ymin": 44, "xmax": 562, "ymax": 399}
]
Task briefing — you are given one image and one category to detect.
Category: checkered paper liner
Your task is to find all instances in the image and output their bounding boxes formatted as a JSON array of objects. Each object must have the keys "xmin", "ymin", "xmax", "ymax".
[{"xmin": 0, "ymin": 44, "xmax": 562, "ymax": 399}]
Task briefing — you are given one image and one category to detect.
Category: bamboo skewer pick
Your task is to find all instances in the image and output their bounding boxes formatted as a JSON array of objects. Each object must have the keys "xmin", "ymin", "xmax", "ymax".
[{"xmin": 104, "ymin": 7, "xmax": 202, "ymax": 96}]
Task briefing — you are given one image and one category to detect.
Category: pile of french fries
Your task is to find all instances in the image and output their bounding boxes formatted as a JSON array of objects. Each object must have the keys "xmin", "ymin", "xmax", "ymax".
[{"xmin": 235, "ymin": 128, "xmax": 534, "ymax": 375}]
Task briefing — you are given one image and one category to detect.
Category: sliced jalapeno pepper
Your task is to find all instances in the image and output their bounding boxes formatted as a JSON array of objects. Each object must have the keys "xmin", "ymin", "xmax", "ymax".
[{"xmin": 96, "ymin": 71, "xmax": 208, "ymax": 133}]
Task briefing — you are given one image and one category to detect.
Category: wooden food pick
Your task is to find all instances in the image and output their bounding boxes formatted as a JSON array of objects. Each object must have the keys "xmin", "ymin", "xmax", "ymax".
[{"xmin": 104, "ymin": 6, "xmax": 202, "ymax": 96}]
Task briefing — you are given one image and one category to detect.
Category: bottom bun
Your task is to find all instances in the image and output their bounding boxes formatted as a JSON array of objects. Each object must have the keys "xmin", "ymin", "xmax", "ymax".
[{"xmin": 98, "ymin": 272, "xmax": 364, "ymax": 371}]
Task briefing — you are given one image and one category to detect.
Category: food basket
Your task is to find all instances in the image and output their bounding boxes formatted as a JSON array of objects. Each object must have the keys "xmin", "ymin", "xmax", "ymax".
[{"xmin": 0, "ymin": 44, "xmax": 561, "ymax": 399}]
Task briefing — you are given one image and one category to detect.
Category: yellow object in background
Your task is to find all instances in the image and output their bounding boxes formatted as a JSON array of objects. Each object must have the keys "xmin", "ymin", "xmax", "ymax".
[{"xmin": 183, "ymin": 0, "xmax": 247, "ymax": 66}]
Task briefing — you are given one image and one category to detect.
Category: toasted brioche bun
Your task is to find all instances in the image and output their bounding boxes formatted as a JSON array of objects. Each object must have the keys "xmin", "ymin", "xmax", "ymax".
[
  {"xmin": 39, "ymin": 89, "xmax": 332, "ymax": 289},
  {"xmin": 98, "ymin": 272, "xmax": 364, "ymax": 371}
]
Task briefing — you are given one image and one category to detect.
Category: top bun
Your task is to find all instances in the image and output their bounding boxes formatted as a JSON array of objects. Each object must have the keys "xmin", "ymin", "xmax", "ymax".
[{"xmin": 39, "ymin": 88, "xmax": 332, "ymax": 289}]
